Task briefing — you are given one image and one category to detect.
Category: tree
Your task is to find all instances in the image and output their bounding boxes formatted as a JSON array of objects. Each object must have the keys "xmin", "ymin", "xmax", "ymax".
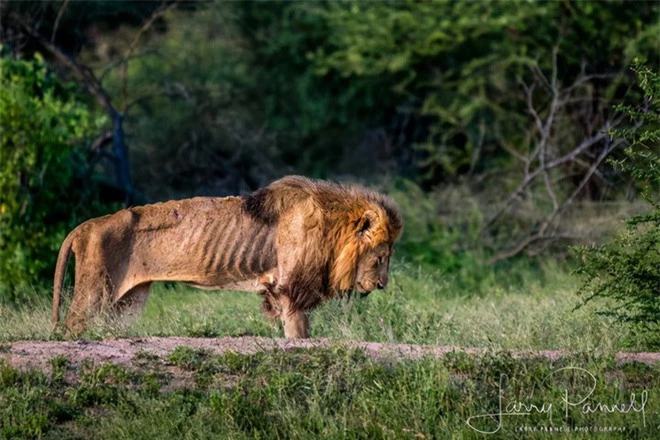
[
  {"xmin": 4, "ymin": 0, "xmax": 178, "ymax": 204},
  {"xmin": 1, "ymin": 0, "xmax": 177, "ymax": 296},
  {"xmin": 308, "ymin": 1, "xmax": 658, "ymax": 262}
]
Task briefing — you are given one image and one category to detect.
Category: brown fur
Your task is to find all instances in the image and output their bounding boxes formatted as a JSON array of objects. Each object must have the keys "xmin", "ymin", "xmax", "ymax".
[{"xmin": 53, "ymin": 175, "xmax": 403, "ymax": 338}]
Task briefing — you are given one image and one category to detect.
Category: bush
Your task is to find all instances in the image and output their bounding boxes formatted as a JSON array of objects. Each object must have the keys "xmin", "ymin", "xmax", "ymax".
[
  {"xmin": 389, "ymin": 179, "xmax": 552, "ymax": 293},
  {"xmin": 574, "ymin": 61, "xmax": 660, "ymax": 347},
  {"xmin": 0, "ymin": 52, "xmax": 109, "ymax": 300},
  {"xmin": 89, "ymin": 1, "xmax": 658, "ymax": 199}
]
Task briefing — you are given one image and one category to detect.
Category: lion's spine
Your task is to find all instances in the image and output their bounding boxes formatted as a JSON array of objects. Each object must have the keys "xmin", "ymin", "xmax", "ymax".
[{"xmin": 52, "ymin": 228, "xmax": 77, "ymax": 330}]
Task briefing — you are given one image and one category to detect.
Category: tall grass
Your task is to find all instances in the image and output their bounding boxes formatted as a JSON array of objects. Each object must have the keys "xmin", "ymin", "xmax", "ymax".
[{"xmin": 0, "ymin": 261, "xmax": 641, "ymax": 352}]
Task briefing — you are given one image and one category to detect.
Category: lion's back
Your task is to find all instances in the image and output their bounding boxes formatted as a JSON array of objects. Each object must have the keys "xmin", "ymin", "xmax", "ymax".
[{"xmin": 125, "ymin": 196, "xmax": 243, "ymax": 231}]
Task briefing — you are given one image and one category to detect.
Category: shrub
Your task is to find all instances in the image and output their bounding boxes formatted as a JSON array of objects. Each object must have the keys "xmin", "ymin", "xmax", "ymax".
[
  {"xmin": 574, "ymin": 60, "xmax": 660, "ymax": 347},
  {"xmin": 0, "ymin": 51, "xmax": 109, "ymax": 300}
]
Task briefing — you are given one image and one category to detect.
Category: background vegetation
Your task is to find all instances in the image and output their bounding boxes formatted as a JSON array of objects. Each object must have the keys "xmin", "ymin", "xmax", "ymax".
[
  {"xmin": 575, "ymin": 61, "xmax": 660, "ymax": 348},
  {"xmin": 0, "ymin": 0, "xmax": 657, "ymax": 339},
  {"xmin": 0, "ymin": 53, "xmax": 111, "ymax": 298}
]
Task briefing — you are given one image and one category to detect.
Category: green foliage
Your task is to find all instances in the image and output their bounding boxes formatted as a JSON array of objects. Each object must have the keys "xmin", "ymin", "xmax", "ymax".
[
  {"xmin": 388, "ymin": 179, "xmax": 491, "ymax": 289},
  {"xmin": 575, "ymin": 62, "xmax": 660, "ymax": 346},
  {"xmin": 92, "ymin": 0, "xmax": 657, "ymax": 197},
  {"xmin": 167, "ymin": 346, "xmax": 212, "ymax": 371},
  {"xmin": 97, "ymin": 5, "xmax": 277, "ymax": 197},
  {"xmin": 308, "ymin": 1, "xmax": 659, "ymax": 183},
  {"xmin": 98, "ymin": 1, "xmax": 394, "ymax": 195},
  {"xmin": 237, "ymin": 2, "xmax": 395, "ymax": 176},
  {"xmin": 0, "ymin": 52, "xmax": 109, "ymax": 299},
  {"xmin": 388, "ymin": 179, "xmax": 558, "ymax": 292},
  {"xmin": 609, "ymin": 60, "xmax": 660, "ymax": 205}
]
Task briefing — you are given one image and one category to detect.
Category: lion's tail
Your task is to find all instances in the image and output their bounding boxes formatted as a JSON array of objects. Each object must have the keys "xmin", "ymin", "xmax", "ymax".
[{"xmin": 52, "ymin": 229, "xmax": 76, "ymax": 331}]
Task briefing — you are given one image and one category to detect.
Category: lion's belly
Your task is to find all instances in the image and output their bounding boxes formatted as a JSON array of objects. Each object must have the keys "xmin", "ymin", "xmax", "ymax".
[{"xmin": 185, "ymin": 277, "xmax": 266, "ymax": 292}]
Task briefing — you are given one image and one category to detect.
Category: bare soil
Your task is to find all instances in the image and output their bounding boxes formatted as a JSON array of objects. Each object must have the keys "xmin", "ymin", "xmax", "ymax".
[{"xmin": 3, "ymin": 336, "xmax": 659, "ymax": 374}]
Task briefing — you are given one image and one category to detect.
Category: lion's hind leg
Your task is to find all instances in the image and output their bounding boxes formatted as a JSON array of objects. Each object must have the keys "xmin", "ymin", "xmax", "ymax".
[
  {"xmin": 113, "ymin": 282, "xmax": 152, "ymax": 328},
  {"xmin": 63, "ymin": 271, "xmax": 106, "ymax": 338},
  {"xmin": 62, "ymin": 225, "xmax": 117, "ymax": 338}
]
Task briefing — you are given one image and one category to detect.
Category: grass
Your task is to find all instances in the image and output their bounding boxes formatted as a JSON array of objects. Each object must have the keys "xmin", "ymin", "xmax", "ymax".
[
  {"xmin": 1, "ymin": 346, "xmax": 658, "ymax": 439},
  {"xmin": 0, "ymin": 260, "xmax": 643, "ymax": 352},
  {"xmin": 1, "ymin": 261, "xmax": 657, "ymax": 439}
]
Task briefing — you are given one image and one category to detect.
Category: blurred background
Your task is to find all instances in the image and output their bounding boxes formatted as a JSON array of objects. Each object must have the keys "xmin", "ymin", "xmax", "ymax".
[{"xmin": 0, "ymin": 0, "xmax": 658, "ymax": 313}]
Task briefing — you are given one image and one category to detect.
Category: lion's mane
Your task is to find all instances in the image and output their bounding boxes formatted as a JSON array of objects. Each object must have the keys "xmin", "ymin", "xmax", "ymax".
[{"xmin": 242, "ymin": 176, "xmax": 403, "ymax": 315}]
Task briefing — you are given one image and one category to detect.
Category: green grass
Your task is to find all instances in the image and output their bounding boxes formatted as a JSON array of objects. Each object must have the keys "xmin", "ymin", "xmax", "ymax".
[
  {"xmin": 0, "ymin": 261, "xmax": 643, "ymax": 352},
  {"xmin": 1, "ymin": 262, "xmax": 658, "ymax": 439},
  {"xmin": 1, "ymin": 347, "xmax": 658, "ymax": 439}
]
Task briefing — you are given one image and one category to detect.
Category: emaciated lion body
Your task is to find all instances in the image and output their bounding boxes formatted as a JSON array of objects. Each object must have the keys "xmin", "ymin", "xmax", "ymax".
[{"xmin": 53, "ymin": 176, "xmax": 403, "ymax": 338}]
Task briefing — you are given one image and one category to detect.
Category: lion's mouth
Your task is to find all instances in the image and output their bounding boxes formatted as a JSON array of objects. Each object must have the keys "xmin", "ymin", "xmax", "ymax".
[{"xmin": 356, "ymin": 282, "xmax": 372, "ymax": 296}]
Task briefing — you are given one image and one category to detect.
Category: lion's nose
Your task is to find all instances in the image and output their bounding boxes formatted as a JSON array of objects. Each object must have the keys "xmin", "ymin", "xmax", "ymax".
[{"xmin": 376, "ymin": 281, "xmax": 385, "ymax": 289}]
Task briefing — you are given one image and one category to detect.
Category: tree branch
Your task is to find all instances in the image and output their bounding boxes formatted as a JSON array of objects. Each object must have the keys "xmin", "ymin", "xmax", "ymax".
[
  {"xmin": 11, "ymin": 12, "xmax": 118, "ymax": 118},
  {"xmin": 482, "ymin": 39, "xmax": 641, "ymax": 264},
  {"xmin": 50, "ymin": 0, "xmax": 69, "ymax": 44},
  {"xmin": 120, "ymin": 1, "xmax": 177, "ymax": 112},
  {"xmin": 487, "ymin": 134, "xmax": 630, "ymax": 265},
  {"xmin": 484, "ymin": 119, "xmax": 621, "ymax": 229}
]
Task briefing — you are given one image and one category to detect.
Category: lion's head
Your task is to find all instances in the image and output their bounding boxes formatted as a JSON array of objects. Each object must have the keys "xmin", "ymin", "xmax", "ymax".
[
  {"xmin": 355, "ymin": 242, "xmax": 392, "ymax": 295},
  {"xmin": 329, "ymin": 193, "xmax": 402, "ymax": 295}
]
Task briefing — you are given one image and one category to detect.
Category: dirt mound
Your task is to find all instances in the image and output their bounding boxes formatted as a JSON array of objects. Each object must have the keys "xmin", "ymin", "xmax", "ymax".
[{"xmin": 3, "ymin": 337, "xmax": 659, "ymax": 373}]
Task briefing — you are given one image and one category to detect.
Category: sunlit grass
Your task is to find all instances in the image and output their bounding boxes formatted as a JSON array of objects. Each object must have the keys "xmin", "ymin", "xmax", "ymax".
[{"xmin": 0, "ymin": 262, "xmax": 638, "ymax": 352}]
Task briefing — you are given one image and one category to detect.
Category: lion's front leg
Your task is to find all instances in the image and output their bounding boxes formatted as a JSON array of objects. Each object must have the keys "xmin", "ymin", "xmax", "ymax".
[
  {"xmin": 278, "ymin": 295, "xmax": 309, "ymax": 339},
  {"xmin": 282, "ymin": 310, "xmax": 309, "ymax": 339}
]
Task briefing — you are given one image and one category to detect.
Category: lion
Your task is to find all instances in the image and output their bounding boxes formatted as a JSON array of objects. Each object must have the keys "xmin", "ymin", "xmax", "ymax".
[{"xmin": 52, "ymin": 175, "xmax": 403, "ymax": 338}]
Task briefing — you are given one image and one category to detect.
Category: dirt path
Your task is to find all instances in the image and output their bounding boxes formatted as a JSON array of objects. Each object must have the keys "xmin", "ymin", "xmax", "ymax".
[{"xmin": 3, "ymin": 336, "xmax": 659, "ymax": 372}]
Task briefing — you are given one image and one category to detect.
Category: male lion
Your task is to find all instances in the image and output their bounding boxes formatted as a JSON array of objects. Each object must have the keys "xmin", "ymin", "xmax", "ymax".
[{"xmin": 53, "ymin": 175, "xmax": 403, "ymax": 338}]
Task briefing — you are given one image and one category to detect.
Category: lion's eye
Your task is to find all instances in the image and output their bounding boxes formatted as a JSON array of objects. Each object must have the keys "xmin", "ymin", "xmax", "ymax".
[{"xmin": 377, "ymin": 256, "xmax": 385, "ymax": 266}]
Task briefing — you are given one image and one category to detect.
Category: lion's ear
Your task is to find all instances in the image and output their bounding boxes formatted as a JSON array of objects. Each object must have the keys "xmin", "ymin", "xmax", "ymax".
[{"xmin": 356, "ymin": 210, "xmax": 377, "ymax": 237}]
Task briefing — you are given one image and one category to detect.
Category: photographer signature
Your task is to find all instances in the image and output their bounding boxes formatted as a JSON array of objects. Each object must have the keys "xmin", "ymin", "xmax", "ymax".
[{"xmin": 466, "ymin": 367, "xmax": 649, "ymax": 434}]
